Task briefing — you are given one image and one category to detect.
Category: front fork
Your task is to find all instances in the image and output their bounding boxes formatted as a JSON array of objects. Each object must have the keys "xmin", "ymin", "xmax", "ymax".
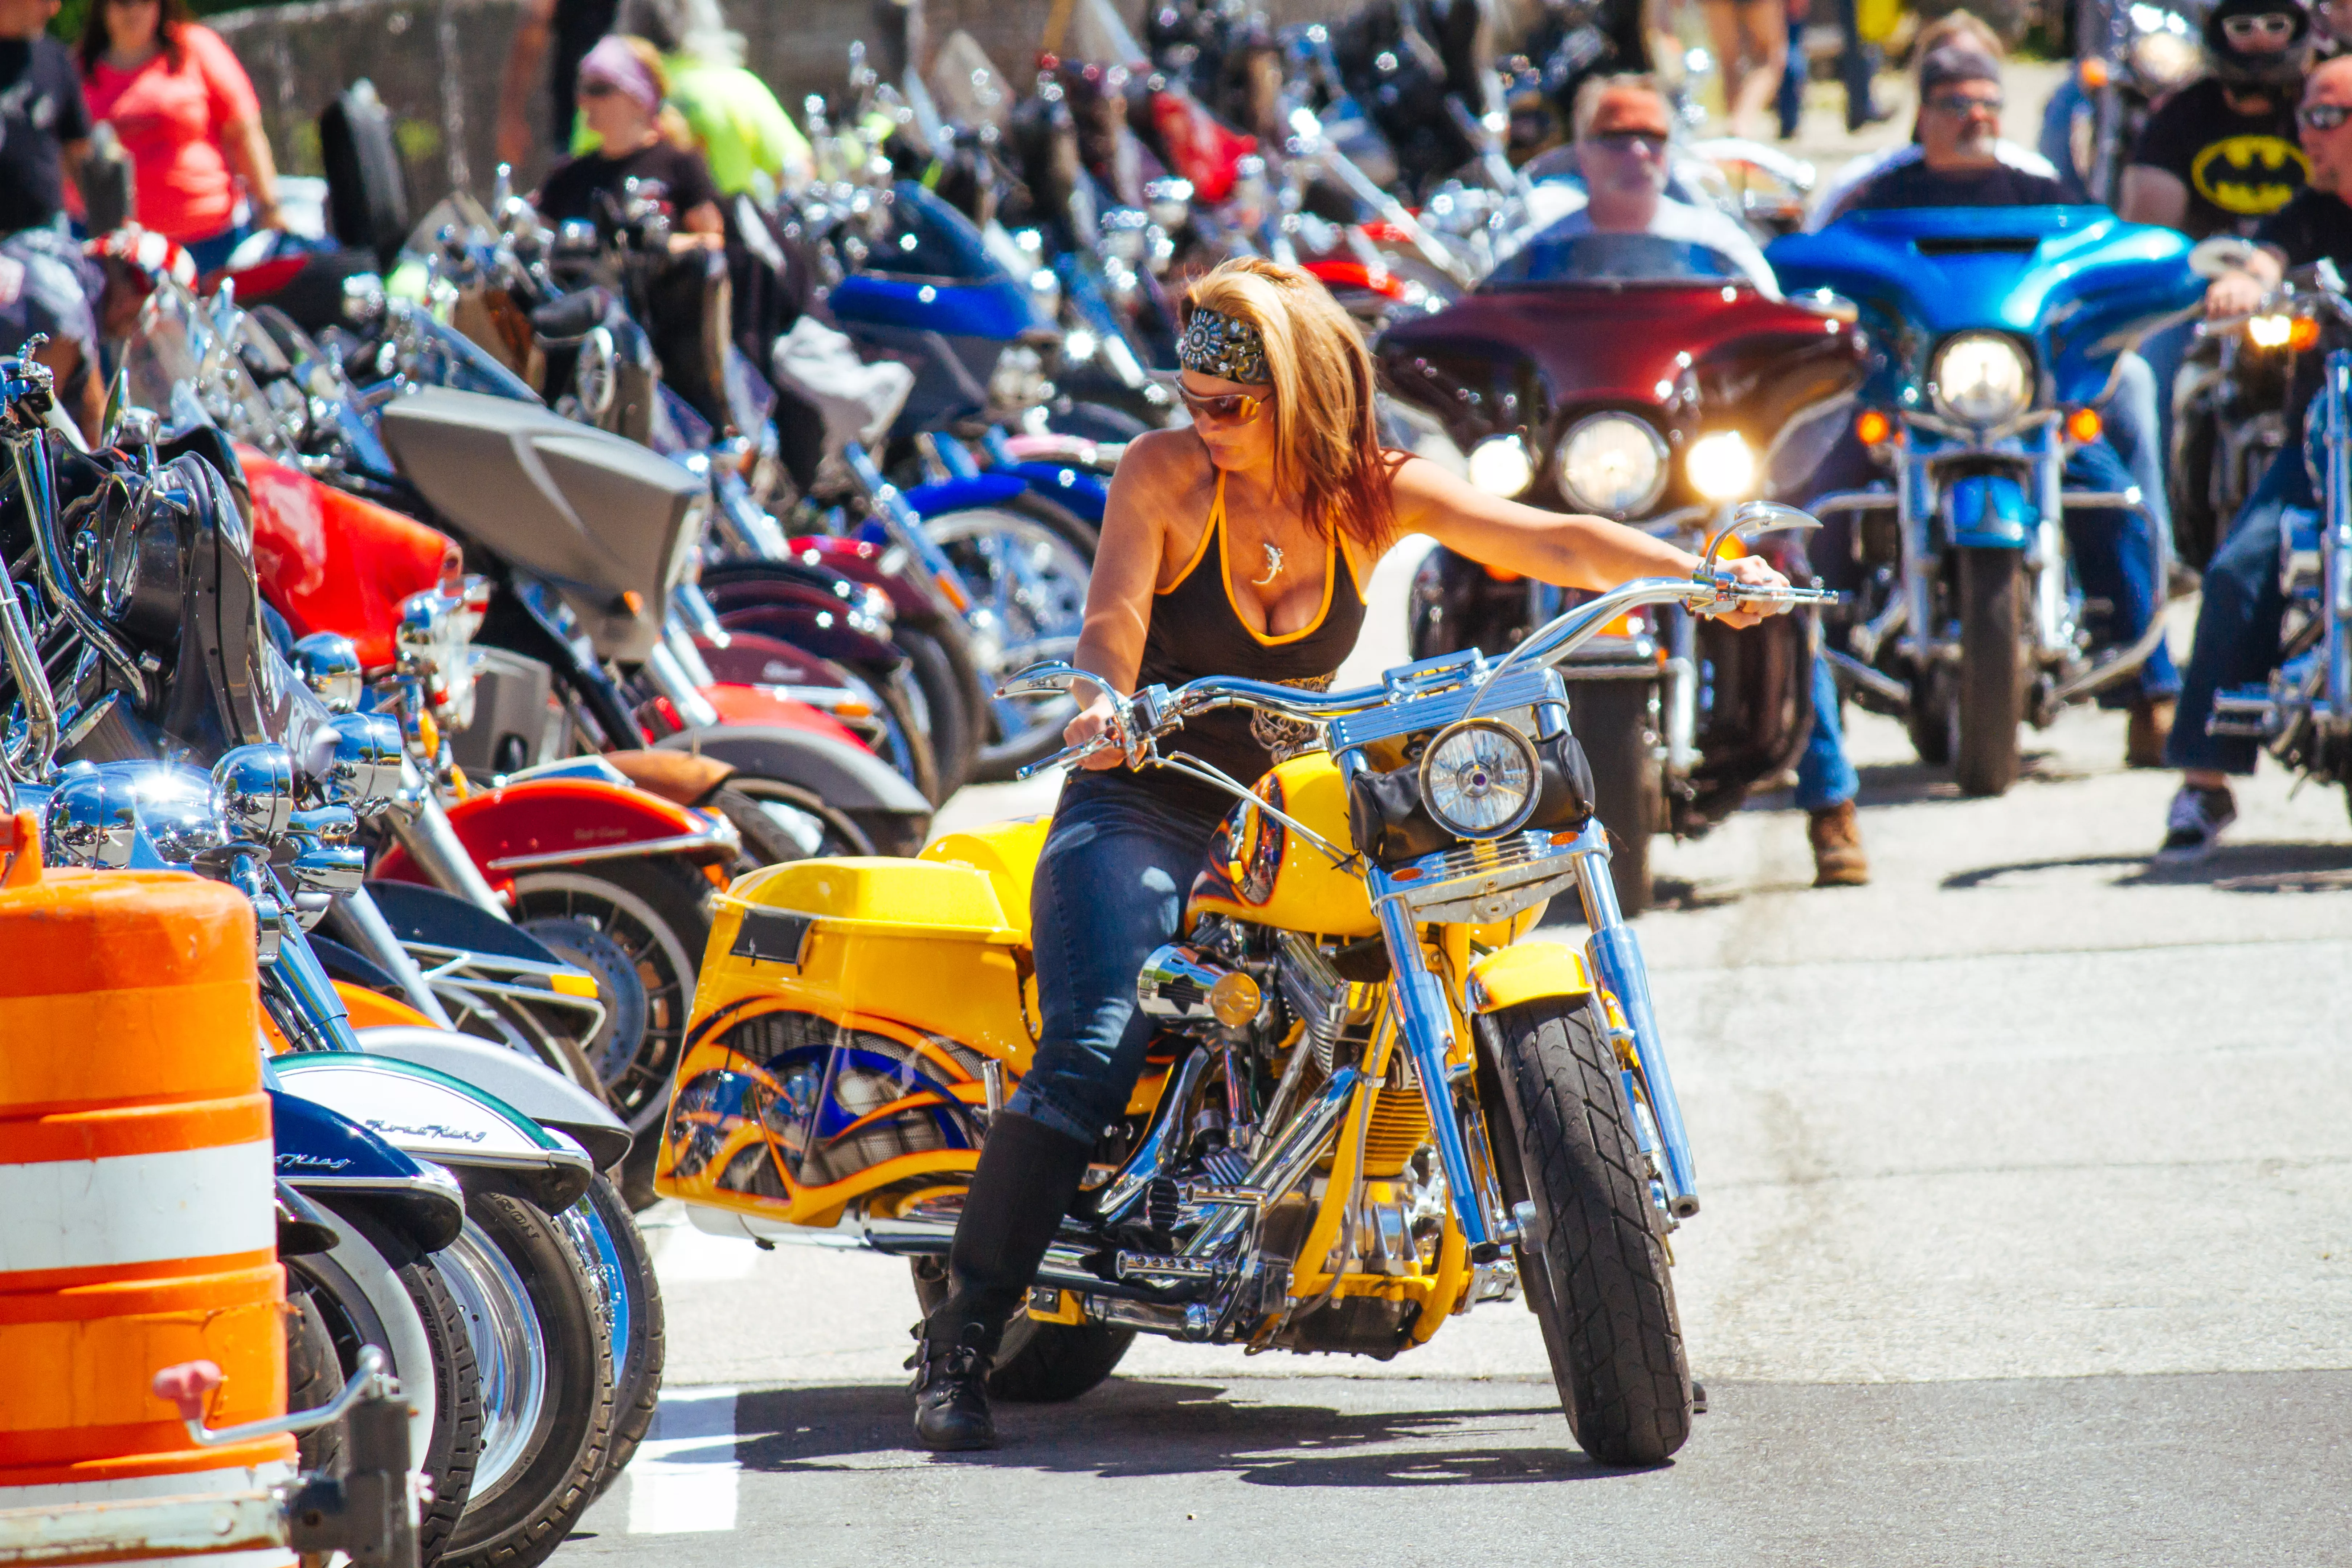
[{"xmin": 1372, "ymin": 900, "xmax": 1526, "ymax": 1263}]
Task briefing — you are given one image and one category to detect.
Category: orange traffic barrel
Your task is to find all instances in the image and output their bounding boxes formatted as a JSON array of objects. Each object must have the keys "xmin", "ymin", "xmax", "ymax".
[{"xmin": 0, "ymin": 852, "xmax": 293, "ymax": 1523}]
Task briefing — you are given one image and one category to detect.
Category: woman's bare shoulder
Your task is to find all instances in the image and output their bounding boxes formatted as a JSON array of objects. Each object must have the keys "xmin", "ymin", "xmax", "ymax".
[{"xmin": 1113, "ymin": 427, "xmax": 1212, "ymax": 495}]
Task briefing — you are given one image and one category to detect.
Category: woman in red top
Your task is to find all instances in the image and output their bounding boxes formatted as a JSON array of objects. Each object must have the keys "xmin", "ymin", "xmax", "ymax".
[{"xmin": 78, "ymin": 0, "xmax": 282, "ymax": 273}]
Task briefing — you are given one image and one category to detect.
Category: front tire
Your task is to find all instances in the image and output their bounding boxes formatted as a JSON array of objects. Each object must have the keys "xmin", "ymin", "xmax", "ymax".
[
  {"xmin": 1954, "ymin": 547, "xmax": 2027, "ymax": 797},
  {"xmin": 440, "ymin": 1193, "xmax": 617, "ymax": 1568},
  {"xmin": 1484, "ymin": 999, "xmax": 1691, "ymax": 1465},
  {"xmin": 1565, "ymin": 679, "xmax": 1662, "ymax": 917}
]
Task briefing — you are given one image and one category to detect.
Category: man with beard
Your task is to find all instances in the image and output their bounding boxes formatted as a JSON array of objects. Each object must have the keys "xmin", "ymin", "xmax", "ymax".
[
  {"xmin": 1802, "ymin": 46, "xmax": 2182, "ymax": 776},
  {"xmin": 1837, "ymin": 45, "xmax": 2070, "ymax": 209},
  {"xmin": 2124, "ymin": 0, "xmax": 2311, "ymax": 239}
]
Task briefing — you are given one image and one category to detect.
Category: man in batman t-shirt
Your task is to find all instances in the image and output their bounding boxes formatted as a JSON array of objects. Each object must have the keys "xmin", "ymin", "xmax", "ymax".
[{"xmin": 2124, "ymin": 0, "xmax": 2312, "ymax": 238}]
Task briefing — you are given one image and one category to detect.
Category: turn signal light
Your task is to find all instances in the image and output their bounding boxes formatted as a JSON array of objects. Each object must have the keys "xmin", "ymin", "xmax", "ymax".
[
  {"xmin": 2292, "ymin": 317, "xmax": 2322, "ymax": 351},
  {"xmin": 1855, "ymin": 408, "xmax": 1891, "ymax": 446},
  {"xmin": 2079, "ymin": 58, "xmax": 2111, "ymax": 89},
  {"xmin": 2066, "ymin": 407, "xmax": 2103, "ymax": 444},
  {"xmin": 1483, "ymin": 563, "xmax": 1523, "ymax": 583}
]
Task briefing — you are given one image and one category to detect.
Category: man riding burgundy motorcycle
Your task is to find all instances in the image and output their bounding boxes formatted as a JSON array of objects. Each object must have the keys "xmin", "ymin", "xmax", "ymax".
[{"xmin": 1389, "ymin": 76, "xmax": 1870, "ymax": 906}]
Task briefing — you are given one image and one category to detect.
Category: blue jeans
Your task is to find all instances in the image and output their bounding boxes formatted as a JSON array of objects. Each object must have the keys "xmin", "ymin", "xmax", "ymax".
[
  {"xmin": 183, "ymin": 221, "xmax": 252, "ymax": 276},
  {"xmin": 1006, "ymin": 771, "xmax": 1226, "ymax": 1145},
  {"xmin": 1795, "ymin": 649, "xmax": 1858, "ymax": 810},
  {"xmin": 2162, "ymin": 448, "xmax": 2305, "ymax": 774}
]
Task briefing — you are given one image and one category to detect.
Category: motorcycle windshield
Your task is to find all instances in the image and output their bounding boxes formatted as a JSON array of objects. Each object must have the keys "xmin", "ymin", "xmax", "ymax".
[{"xmin": 1483, "ymin": 230, "xmax": 1747, "ymax": 290}]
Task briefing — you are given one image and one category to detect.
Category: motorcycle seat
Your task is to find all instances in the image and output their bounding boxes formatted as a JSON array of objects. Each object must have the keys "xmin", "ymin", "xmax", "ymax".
[{"xmin": 919, "ymin": 816, "xmax": 1052, "ymax": 941}]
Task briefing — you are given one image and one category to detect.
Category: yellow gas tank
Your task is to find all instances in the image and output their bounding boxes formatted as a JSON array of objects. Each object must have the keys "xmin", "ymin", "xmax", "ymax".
[{"xmin": 1185, "ymin": 753, "xmax": 1377, "ymax": 938}]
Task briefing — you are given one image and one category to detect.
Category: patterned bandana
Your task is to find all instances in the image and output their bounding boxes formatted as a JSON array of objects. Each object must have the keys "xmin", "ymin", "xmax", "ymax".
[{"xmin": 1178, "ymin": 307, "xmax": 1270, "ymax": 385}]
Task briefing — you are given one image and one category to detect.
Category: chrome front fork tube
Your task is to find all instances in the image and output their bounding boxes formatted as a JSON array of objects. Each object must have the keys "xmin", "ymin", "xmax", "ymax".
[
  {"xmin": 1663, "ymin": 607, "xmax": 1697, "ymax": 776},
  {"xmin": 2327, "ymin": 359, "xmax": 2352, "ymax": 726},
  {"xmin": 1570, "ymin": 829, "xmax": 1700, "ymax": 1217},
  {"xmin": 1374, "ymin": 895, "xmax": 1508, "ymax": 1259},
  {"xmin": 385, "ymin": 761, "xmax": 510, "ymax": 919},
  {"xmin": 333, "ymin": 882, "xmax": 457, "ymax": 1029}
]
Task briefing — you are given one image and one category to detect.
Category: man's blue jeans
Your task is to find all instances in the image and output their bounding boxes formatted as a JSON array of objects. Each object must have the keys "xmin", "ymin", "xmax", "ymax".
[
  {"xmin": 1008, "ymin": 771, "xmax": 1226, "ymax": 1145},
  {"xmin": 1795, "ymin": 648, "xmax": 1859, "ymax": 810},
  {"xmin": 2162, "ymin": 447, "xmax": 2306, "ymax": 774}
]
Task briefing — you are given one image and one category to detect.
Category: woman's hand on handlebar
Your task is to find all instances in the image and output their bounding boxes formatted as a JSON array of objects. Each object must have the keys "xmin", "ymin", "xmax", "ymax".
[
  {"xmin": 1707, "ymin": 554, "xmax": 1793, "ymax": 627},
  {"xmin": 1064, "ymin": 691, "xmax": 1128, "ymax": 770}
]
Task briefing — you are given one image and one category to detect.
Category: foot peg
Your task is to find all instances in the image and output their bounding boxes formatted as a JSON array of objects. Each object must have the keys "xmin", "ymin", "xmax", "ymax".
[{"xmin": 2208, "ymin": 686, "xmax": 2279, "ymax": 738}]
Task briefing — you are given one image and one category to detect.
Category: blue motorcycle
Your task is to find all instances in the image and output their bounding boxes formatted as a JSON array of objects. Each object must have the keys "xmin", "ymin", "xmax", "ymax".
[{"xmin": 1769, "ymin": 205, "xmax": 2201, "ymax": 793}]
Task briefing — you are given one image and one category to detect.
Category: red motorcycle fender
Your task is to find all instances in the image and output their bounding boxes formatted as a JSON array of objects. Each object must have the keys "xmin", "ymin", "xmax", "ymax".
[{"xmin": 370, "ymin": 776, "xmax": 735, "ymax": 895}]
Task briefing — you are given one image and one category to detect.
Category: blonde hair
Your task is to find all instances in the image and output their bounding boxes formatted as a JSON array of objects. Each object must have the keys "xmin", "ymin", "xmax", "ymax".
[
  {"xmin": 1180, "ymin": 258, "xmax": 1396, "ymax": 552},
  {"xmin": 612, "ymin": 36, "xmax": 698, "ymax": 150}
]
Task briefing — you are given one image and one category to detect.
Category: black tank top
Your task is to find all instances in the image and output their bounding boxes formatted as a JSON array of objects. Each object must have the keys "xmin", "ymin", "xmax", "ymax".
[{"xmin": 1114, "ymin": 470, "xmax": 1369, "ymax": 817}]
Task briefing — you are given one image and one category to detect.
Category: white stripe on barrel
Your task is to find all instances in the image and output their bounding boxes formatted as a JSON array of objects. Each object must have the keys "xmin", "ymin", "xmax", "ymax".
[{"xmin": 0, "ymin": 1142, "xmax": 274, "ymax": 1275}]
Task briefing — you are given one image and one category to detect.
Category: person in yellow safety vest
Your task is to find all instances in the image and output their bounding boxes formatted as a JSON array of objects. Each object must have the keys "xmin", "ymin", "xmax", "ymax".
[{"xmin": 604, "ymin": 0, "xmax": 811, "ymax": 199}]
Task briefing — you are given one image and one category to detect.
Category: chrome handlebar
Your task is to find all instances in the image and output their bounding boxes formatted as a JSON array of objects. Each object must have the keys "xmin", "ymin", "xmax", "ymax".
[{"xmin": 1006, "ymin": 544, "xmax": 1837, "ymax": 780}]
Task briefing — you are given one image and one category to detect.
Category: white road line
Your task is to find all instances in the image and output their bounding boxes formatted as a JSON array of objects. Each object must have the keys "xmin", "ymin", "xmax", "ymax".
[{"xmin": 625, "ymin": 1387, "xmax": 740, "ymax": 1535}]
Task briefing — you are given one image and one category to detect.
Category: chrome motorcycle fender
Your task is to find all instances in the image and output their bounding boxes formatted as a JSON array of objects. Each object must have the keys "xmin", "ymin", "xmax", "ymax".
[
  {"xmin": 352, "ymin": 1023, "xmax": 633, "ymax": 1171},
  {"xmin": 272, "ymin": 1053, "xmax": 596, "ymax": 1212}
]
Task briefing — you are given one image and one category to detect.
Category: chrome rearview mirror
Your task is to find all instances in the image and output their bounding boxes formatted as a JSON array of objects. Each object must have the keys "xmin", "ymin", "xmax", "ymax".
[
  {"xmin": 318, "ymin": 713, "xmax": 403, "ymax": 814},
  {"xmin": 1703, "ymin": 500, "xmax": 1822, "ymax": 573},
  {"xmin": 995, "ymin": 659, "xmax": 1093, "ymax": 701}
]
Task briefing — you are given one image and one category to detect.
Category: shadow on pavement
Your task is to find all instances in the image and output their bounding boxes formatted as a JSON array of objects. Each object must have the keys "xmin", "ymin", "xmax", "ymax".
[
  {"xmin": 1941, "ymin": 840, "xmax": 2352, "ymax": 893},
  {"xmin": 724, "ymin": 1379, "xmax": 1641, "ymax": 1486}
]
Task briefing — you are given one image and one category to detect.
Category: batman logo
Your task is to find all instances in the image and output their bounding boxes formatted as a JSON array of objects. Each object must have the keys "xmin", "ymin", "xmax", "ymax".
[{"xmin": 2190, "ymin": 134, "xmax": 2309, "ymax": 216}]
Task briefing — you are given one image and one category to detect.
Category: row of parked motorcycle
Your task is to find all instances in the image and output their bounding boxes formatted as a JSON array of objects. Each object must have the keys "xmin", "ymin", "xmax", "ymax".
[{"xmin": 9, "ymin": 0, "xmax": 2352, "ymax": 1526}]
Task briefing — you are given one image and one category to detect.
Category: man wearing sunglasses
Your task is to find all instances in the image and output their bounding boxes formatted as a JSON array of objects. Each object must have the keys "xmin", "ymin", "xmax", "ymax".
[
  {"xmin": 1834, "ymin": 47, "xmax": 2071, "ymax": 212},
  {"xmin": 1506, "ymin": 74, "xmax": 1780, "ymax": 295},
  {"xmin": 2157, "ymin": 53, "xmax": 2352, "ymax": 857},
  {"xmin": 2123, "ymin": 0, "xmax": 2312, "ymax": 240}
]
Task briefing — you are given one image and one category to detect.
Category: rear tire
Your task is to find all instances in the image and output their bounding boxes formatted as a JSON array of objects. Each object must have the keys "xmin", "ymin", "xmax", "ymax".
[
  {"xmin": 705, "ymin": 781, "xmax": 871, "ymax": 866},
  {"xmin": 510, "ymin": 861, "xmax": 711, "ymax": 1210},
  {"xmin": 1954, "ymin": 548, "xmax": 2026, "ymax": 797},
  {"xmin": 441, "ymin": 1193, "xmax": 616, "ymax": 1568},
  {"xmin": 1565, "ymin": 679, "xmax": 1662, "ymax": 917},
  {"xmin": 1484, "ymin": 999, "xmax": 1691, "ymax": 1466},
  {"xmin": 283, "ymin": 1281, "xmax": 347, "ymax": 1477},
  {"xmin": 910, "ymin": 1262, "xmax": 1136, "ymax": 1402},
  {"xmin": 900, "ymin": 627, "xmax": 978, "ymax": 800}
]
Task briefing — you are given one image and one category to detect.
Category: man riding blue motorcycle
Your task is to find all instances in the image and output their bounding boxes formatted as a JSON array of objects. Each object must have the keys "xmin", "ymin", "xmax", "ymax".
[
  {"xmin": 2158, "ymin": 52, "xmax": 2352, "ymax": 858},
  {"xmin": 1773, "ymin": 44, "xmax": 2193, "ymax": 800}
]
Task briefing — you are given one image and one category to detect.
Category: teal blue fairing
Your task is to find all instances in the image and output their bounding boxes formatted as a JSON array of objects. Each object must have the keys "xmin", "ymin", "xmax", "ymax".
[{"xmin": 1766, "ymin": 206, "xmax": 2203, "ymax": 409}]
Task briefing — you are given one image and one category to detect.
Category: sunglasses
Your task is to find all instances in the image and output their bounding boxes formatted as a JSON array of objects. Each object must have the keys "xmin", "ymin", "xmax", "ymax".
[
  {"xmin": 1178, "ymin": 385, "xmax": 1270, "ymax": 424},
  {"xmin": 578, "ymin": 80, "xmax": 620, "ymax": 99},
  {"xmin": 2222, "ymin": 12, "xmax": 2298, "ymax": 41},
  {"xmin": 1590, "ymin": 130, "xmax": 1669, "ymax": 152},
  {"xmin": 1926, "ymin": 91, "xmax": 2005, "ymax": 115},
  {"xmin": 2302, "ymin": 101, "xmax": 2352, "ymax": 130}
]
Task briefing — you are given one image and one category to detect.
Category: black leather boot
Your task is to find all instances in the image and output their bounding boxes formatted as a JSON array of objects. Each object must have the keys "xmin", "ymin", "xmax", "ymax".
[{"xmin": 907, "ymin": 1111, "xmax": 1094, "ymax": 1452}]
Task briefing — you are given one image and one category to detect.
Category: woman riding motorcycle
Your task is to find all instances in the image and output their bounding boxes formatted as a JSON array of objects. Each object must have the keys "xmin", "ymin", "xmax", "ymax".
[{"xmin": 903, "ymin": 256, "xmax": 1793, "ymax": 1451}]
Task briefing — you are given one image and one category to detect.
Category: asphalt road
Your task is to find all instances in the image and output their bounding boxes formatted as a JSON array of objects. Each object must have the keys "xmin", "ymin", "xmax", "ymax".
[{"xmin": 549, "ymin": 523, "xmax": 2352, "ymax": 1566}]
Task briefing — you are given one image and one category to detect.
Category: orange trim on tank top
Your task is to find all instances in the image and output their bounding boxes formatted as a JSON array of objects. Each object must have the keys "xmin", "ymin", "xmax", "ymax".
[{"xmin": 1159, "ymin": 472, "xmax": 1348, "ymax": 645}]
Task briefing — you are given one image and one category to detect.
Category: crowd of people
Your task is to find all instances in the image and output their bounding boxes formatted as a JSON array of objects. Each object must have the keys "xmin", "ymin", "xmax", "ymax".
[{"xmin": 0, "ymin": 0, "xmax": 2338, "ymax": 880}]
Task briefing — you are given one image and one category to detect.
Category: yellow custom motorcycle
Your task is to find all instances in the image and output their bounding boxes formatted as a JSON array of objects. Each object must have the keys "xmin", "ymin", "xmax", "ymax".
[{"xmin": 654, "ymin": 506, "xmax": 1827, "ymax": 1464}]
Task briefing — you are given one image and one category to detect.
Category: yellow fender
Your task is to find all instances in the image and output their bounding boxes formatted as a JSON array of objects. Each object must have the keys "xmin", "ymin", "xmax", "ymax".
[{"xmin": 1463, "ymin": 942, "xmax": 1596, "ymax": 1014}]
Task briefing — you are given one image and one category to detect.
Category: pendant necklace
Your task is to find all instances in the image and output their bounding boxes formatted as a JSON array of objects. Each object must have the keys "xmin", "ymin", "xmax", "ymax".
[{"xmin": 1252, "ymin": 542, "xmax": 1284, "ymax": 586}]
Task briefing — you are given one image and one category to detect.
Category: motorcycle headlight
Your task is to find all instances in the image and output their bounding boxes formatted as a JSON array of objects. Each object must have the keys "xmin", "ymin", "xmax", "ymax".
[
  {"xmin": 1556, "ymin": 413, "xmax": 1667, "ymax": 516},
  {"xmin": 1931, "ymin": 332, "xmax": 2034, "ymax": 426},
  {"xmin": 1467, "ymin": 434, "xmax": 1535, "ymax": 497},
  {"xmin": 2247, "ymin": 313, "xmax": 2294, "ymax": 349},
  {"xmin": 1685, "ymin": 430, "xmax": 1756, "ymax": 502},
  {"xmin": 2130, "ymin": 29, "xmax": 2201, "ymax": 90},
  {"xmin": 1418, "ymin": 719, "xmax": 1540, "ymax": 840}
]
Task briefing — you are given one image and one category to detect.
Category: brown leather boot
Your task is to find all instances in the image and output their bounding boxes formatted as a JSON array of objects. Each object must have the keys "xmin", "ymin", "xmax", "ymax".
[
  {"xmin": 2126, "ymin": 698, "xmax": 2175, "ymax": 769},
  {"xmin": 1808, "ymin": 801, "xmax": 1869, "ymax": 887}
]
